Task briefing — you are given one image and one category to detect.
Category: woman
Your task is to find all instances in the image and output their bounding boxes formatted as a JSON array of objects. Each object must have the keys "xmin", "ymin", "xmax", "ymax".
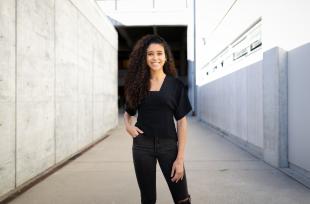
[{"xmin": 124, "ymin": 34, "xmax": 192, "ymax": 204}]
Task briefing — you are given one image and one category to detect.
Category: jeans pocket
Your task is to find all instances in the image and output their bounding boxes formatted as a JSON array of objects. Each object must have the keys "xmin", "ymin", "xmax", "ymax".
[{"xmin": 133, "ymin": 133, "xmax": 143, "ymax": 139}]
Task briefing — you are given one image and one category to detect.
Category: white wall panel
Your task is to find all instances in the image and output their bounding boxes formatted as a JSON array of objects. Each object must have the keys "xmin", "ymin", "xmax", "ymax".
[
  {"xmin": 16, "ymin": 0, "xmax": 55, "ymax": 186},
  {"xmin": 199, "ymin": 62, "xmax": 263, "ymax": 149},
  {"xmin": 0, "ymin": 0, "xmax": 16, "ymax": 196},
  {"xmin": 288, "ymin": 44, "xmax": 310, "ymax": 171},
  {"xmin": 0, "ymin": 0, "xmax": 118, "ymax": 198}
]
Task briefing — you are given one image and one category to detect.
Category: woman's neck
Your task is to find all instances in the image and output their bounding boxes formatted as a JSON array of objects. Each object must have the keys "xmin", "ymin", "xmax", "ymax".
[{"xmin": 150, "ymin": 70, "xmax": 166, "ymax": 80}]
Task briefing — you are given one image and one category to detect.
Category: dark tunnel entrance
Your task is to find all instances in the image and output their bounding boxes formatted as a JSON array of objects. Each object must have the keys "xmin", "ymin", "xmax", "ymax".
[{"xmin": 117, "ymin": 26, "xmax": 188, "ymax": 111}]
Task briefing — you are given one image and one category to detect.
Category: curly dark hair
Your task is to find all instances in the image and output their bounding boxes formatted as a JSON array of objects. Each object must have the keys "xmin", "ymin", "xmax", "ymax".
[{"xmin": 124, "ymin": 34, "xmax": 177, "ymax": 109}]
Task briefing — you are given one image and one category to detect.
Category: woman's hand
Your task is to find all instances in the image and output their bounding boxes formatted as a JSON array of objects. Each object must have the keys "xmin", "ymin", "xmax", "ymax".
[
  {"xmin": 171, "ymin": 158, "xmax": 184, "ymax": 183},
  {"xmin": 126, "ymin": 125, "xmax": 144, "ymax": 138}
]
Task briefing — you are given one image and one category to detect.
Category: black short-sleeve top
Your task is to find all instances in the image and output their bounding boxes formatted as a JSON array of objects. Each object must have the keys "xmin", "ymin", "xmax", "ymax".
[{"xmin": 125, "ymin": 75, "xmax": 192, "ymax": 141}]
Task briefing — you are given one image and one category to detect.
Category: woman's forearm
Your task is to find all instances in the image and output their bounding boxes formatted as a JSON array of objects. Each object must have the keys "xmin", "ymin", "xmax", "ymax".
[
  {"xmin": 176, "ymin": 117, "xmax": 188, "ymax": 161},
  {"xmin": 124, "ymin": 112, "xmax": 133, "ymax": 128}
]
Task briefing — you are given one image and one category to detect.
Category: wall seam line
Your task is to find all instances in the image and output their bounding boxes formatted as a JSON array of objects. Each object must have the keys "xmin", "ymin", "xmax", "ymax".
[
  {"xmin": 14, "ymin": 0, "xmax": 18, "ymax": 188},
  {"xmin": 68, "ymin": 0, "xmax": 116, "ymax": 49},
  {"xmin": 77, "ymin": 12, "xmax": 79, "ymax": 151},
  {"xmin": 53, "ymin": 0, "xmax": 57, "ymax": 164},
  {"xmin": 92, "ymin": 42, "xmax": 94, "ymax": 142}
]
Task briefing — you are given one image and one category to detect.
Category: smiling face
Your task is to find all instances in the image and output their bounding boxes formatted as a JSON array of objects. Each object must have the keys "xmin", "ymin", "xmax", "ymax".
[{"xmin": 146, "ymin": 43, "xmax": 166, "ymax": 72}]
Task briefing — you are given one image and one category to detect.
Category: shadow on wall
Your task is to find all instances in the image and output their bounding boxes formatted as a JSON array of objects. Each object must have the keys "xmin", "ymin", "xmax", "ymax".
[
  {"xmin": 187, "ymin": 60, "xmax": 196, "ymax": 116},
  {"xmin": 286, "ymin": 42, "xmax": 310, "ymax": 177},
  {"xmin": 196, "ymin": 42, "xmax": 310, "ymax": 188},
  {"xmin": 198, "ymin": 60, "xmax": 263, "ymax": 157}
]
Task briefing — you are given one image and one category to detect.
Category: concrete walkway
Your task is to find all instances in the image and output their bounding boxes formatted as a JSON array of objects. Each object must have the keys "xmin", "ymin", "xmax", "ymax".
[{"xmin": 8, "ymin": 116, "xmax": 310, "ymax": 204}]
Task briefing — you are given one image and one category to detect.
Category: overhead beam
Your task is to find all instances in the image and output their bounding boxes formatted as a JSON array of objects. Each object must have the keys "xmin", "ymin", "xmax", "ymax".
[
  {"xmin": 153, "ymin": 26, "xmax": 158, "ymax": 35},
  {"xmin": 117, "ymin": 27, "xmax": 133, "ymax": 48}
]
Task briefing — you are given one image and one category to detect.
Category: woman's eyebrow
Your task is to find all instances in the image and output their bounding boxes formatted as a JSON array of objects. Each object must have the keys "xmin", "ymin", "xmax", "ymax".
[{"xmin": 147, "ymin": 50, "xmax": 163, "ymax": 53}]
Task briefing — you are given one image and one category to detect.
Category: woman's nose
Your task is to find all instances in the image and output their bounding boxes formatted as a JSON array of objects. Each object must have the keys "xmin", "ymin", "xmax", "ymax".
[{"xmin": 153, "ymin": 54, "xmax": 159, "ymax": 60}]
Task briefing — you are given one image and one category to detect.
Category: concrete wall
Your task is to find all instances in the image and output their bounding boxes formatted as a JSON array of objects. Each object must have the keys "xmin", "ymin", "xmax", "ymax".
[
  {"xmin": 0, "ymin": 0, "xmax": 118, "ymax": 199},
  {"xmin": 288, "ymin": 43, "xmax": 310, "ymax": 172},
  {"xmin": 196, "ymin": 0, "xmax": 264, "ymax": 155},
  {"xmin": 0, "ymin": 0, "xmax": 16, "ymax": 197},
  {"xmin": 262, "ymin": 0, "xmax": 310, "ymax": 173},
  {"xmin": 196, "ymin": 0, "xmax": 310, "ymax": 186},
  {"xmin": 262, "ymin": 0, "xmax": 310, "ymax": 52},
  {"xmin": 195, "ymin": 0, "xmax": 263, "ymax": 72},
  {"xmin": 198, "ymin": 61, "xmax": 263, "ymax": 155}
]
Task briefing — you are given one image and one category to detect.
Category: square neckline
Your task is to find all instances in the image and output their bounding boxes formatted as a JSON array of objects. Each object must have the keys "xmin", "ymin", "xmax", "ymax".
[{"xmin": 148, "ymin": 75, "xmax": 168, "ymax": 92}]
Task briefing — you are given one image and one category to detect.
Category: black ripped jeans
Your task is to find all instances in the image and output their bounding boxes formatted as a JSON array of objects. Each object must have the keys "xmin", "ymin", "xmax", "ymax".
[{"xmin": 132, "ymin": 134, "xmax": 191, "ymax": 204}]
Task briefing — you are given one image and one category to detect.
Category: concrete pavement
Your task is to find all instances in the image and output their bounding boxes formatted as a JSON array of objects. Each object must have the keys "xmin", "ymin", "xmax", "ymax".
[{"xmin": 7, "ymin": 116, "xmax": 310, "ymax": 204}]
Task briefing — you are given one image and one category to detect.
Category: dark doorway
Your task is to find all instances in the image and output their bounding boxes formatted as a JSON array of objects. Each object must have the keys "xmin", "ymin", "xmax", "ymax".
[{"xmin": 117, "ymin": 26, "xmax": 188, "ymax": 111}]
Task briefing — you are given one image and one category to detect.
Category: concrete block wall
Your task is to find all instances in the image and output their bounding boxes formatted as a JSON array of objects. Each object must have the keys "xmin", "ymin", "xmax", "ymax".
[
  {"xmin": 16, "ymin": 0, "xmax": 56, "ymax": 187},
  {"xmin": 198, "ymin": 61, "xmax": 264, "ymax": 157},
  {"xmin": 196, "ymin": 0, "xmax": 310, "ymax": 187},
  {"xmin": 262, "ymin": 47, "xmax": 288, "ymax": 168},
  {"xmin": 0, "ymin": 0, "xmax": 118, "ymax": 199},
  {"xmin": 0, "ymin": 0, "xmax": 16, "ymax": 197},
  {"xmin": 288, "ymin": 43, "xmax": 310, "ymax": 173}
]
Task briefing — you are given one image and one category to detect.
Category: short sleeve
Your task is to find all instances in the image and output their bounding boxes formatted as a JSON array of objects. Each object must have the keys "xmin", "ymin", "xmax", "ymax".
[
  {"xmin": 125, "ymin": 102, "xmax": 137, "ymax": 116},
  {"xmin": 174, "ymin": 81, "xmax": 192, "ymax": 120}
]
